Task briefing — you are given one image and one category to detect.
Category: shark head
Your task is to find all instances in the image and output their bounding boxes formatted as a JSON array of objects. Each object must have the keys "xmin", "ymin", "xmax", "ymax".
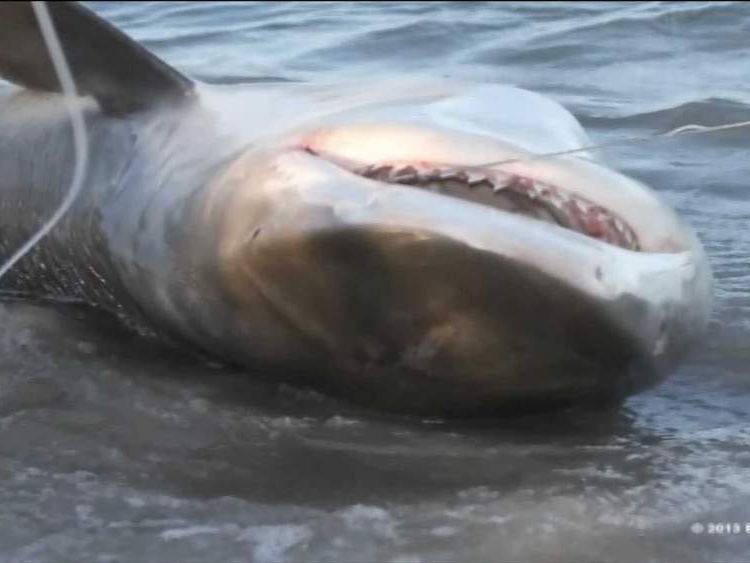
[{"xmin": 192, "ymin": 81, "xmax": 712, "ymax": 415}]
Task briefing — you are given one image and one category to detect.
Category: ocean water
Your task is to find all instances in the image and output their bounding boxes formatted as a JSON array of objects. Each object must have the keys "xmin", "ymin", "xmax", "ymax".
[{"xmin": 1, "ymin": 2, "xmax": 750, "ymax": 562}]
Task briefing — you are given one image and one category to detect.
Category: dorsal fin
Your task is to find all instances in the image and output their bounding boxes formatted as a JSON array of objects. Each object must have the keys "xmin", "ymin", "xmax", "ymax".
[{"xmin": 0, "ymin": 1, "xmax": 194, "ymax": 115}]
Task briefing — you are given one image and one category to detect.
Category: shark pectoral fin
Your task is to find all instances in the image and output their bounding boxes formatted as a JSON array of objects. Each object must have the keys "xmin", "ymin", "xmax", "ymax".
[{"xmin": 0, "ymin": 1, "xmax": 194, "ymax": 115}]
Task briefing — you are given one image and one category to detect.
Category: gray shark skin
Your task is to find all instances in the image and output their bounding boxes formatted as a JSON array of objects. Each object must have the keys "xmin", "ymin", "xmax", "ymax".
[{"xmin": 0, "ymin": 2, "xmax": 713, "ymax": 416}]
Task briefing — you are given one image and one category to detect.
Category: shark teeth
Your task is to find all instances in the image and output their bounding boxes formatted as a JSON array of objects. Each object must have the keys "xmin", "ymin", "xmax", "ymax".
[{"xmin": 345, "ymin": 161, "xmax": 641, "ymax": 252}]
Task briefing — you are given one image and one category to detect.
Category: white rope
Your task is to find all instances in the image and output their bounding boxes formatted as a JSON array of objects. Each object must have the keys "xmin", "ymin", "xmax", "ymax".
[
  {"xmin": 0, "ymin": 1, "xmax": 89, "ymax": 280},
  {"xmin": 472, "ymin": 120, "xmax": 750, "ymax": 169}
]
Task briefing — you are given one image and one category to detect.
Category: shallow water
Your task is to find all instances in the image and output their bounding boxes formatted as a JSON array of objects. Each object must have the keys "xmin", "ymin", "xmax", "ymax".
[{"xmin": 1, "ymin": 2, "xmax": 750, "ymax": 562}]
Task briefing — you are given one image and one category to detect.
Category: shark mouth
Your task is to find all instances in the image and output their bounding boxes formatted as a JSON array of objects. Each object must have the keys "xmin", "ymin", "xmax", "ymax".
[{"xmin": 309, "ymin": 148, "xmax": 641, "ymax": 252}]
